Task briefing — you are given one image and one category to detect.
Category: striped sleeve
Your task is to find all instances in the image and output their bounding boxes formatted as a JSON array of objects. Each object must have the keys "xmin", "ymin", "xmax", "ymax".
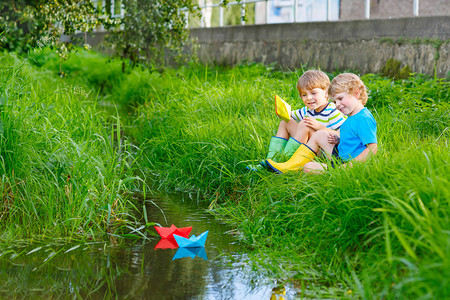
[
  {"xmin": 291, "ymin": 107, "xmax": 307, "ymax": 123},
  {"xmin": 326, "ymin": 107, "xmax": 346, "ymax": 130}
]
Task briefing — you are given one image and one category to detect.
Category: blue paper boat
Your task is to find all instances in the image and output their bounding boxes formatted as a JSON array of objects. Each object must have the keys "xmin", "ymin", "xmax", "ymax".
[
  {"xmin": 172, "ymin": 247, "xmax": 208, "ymax": 261},
  {"xmin": 173, "ymin": 230, "xmax": 208, "ymax": 248}
]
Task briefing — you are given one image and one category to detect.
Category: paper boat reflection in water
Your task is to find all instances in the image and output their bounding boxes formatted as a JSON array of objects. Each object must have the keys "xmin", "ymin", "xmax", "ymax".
[
  {"xmin": 173, "ymin": 230, "xmax": 208, "ymax": 248},
  {"xmin": 154, "ymin": 238, "xmax": 178, "ymax": 249},
  {"xmin": 172, "ymin": 247, "xmax": 208, "ymax": 260},
  {"xmin": 154, "ymin": 225, "xmax": 192, "ymax": 239}
]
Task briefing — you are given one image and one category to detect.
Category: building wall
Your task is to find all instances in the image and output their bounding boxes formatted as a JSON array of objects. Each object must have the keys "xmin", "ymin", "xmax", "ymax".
[
  {"xmin": 85, "ymin": 16, "xmax": 449, "ymax": 77},
  {"xmin": 189, "ymin": 16, "xmax": 450, "ymax": 77},
  {"xmin": 340, "ymin": 0, "xmax": 450, "ymax": 20}
]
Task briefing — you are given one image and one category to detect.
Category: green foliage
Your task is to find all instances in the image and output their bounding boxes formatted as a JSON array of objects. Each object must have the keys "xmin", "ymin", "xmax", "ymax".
[
  {"xmin": 105, "ymin": 0, "xmax": 196, "ymax": 70},
  {"xmin": 27, "ymin": 47, "xmax": 124, "ymax": 94},
  {"xmin": 0, "ymin": 0, "xmax": 104, "ymax": 55},
  {"xmin": 380, "ymin": 58, "xmax": 412, "ymax": 80},
  {"xmin": 1, "ymin": 0, "xmax": 196, "ymax": 71}
]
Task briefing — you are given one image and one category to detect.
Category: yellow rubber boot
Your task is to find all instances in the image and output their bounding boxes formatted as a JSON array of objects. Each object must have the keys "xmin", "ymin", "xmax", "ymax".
[{"xmin": 266, "ymin": 144, "xmax": 316, "ymax": 173}]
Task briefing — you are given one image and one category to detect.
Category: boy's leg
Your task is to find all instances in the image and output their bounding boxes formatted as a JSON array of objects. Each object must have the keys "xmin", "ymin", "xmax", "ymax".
[
  {"xmin": 303, "ymin": 145, "xmax": 343, "ymax": 173},
  {"xmin": 266, "ymin": 136, "xmax": 288, "ymax": 160},
  {"xmin": 275, "ymin": 119, "xmax": 313, "ymax": 160},
  {"xmin": 305, "ymin": 130, "xmax": 335, "ymax": 158},
  {"xmin": 302, "ymin": 132, "xmax": 340, "ymax": 173},
  {"xmin": 283, "ymin": 137, "xmax": 302, "ymax": 158},
  {"xmin": 290, "ymin": 120, "xmax": 314, "ymax": 144},
  {"xmin": 249, "ymin": 118, "xmax": 314, "ymax": 171},
  {"xmin": 255, "ymin": 119, "xmax": 296, "ymax": 168},
  {"xmin": 275, "ymin": 118, "xmax": 298, "ymax": 139},
  {"xmin": 277, "ymin": 119, "xmax": 313, "ymax": 144},
  {"xmin": 303, "ymin": 161, "xmax": 327, "ymax": 174}
]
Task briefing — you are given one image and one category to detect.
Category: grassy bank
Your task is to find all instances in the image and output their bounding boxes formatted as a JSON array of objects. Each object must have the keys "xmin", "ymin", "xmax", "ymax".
[
  {"xmin": 0, "ymin": 51, "xmax": 144, "ymax": 241},
  {"xmin": 132, "ymin": 65, "xmax": 449, "ymax": 298},
  {"xmin": 27, "ymin": 49, "xmax": 449, "ymax": 298}
]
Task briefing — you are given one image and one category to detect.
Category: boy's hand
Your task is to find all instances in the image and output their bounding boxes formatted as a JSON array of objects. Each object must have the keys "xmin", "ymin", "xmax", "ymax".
[
  {"xmin": 303, "ymin": 117, "xmax": 324, "ymax": 131},
  {"xmin": 328, "ymin": 133, "xmax": 340, "ymax": 145},
  {"xmin": 340, "ymin": 161, "xmax": 353, "ymax": 168}
]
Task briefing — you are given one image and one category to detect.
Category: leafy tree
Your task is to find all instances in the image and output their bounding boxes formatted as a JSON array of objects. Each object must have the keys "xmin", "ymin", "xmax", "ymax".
[
  {"xmin": 105, "ymin": 0, "xmax": 197, "ymax": 72},
  {"xmin": 1, "ymin": 0, "xmax": 198, "ymax": 71},
  {"xmin": 0, "ymin": 0, "xmax": 105, "ymax": 74},
  {"xmin": 0, "ymin": 1, "xmax": 103, "ymax": 50}
]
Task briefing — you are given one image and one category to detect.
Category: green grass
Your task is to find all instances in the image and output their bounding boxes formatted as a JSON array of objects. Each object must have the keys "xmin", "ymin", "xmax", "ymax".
[
  {"xmin": 21, "ymin": 48, "xmax": 450, "ymax": 298},
  {"xmin": 0, "ymin": 52, "xmax": 144, "ymax": 242}
]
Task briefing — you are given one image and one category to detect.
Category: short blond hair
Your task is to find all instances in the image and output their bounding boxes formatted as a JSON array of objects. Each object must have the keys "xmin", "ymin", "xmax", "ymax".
[
  {"xmin": 329, "ymin": 73, "xmax": 368, "ymax": 105},
  {"xmin": 296, "ymin": 70, "xmax": 330, "ymax": 94}
]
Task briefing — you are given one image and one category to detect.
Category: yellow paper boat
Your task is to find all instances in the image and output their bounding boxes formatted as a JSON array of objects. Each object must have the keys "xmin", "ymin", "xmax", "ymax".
[{"xmin": 275, "ymin": 95, "xmax": 291, "ymax": 122}]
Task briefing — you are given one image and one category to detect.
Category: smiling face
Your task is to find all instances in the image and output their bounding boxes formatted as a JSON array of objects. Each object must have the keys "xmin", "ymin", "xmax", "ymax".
[
  {"xmin": 332, "ymin": 91, "xmax": 364, "ymax": 116},
  {"xmin": 299, "ymin": 87, "xmax": 329, "ymax": 112}
]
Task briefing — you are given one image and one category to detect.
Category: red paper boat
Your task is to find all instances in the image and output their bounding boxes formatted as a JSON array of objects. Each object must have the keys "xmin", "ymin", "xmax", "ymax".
[
  {"xmin": 154, "ymin": 238, "xmax": 178, "ymax": 249},
  {"xmin": 154, "ymin": 224, "xmax": 192, "ymax": 239}
]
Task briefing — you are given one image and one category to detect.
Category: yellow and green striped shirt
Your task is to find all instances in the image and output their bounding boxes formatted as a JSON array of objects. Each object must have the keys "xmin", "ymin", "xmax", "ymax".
[{"xmin": 291, "ymin": 102, "xmax": 346, "ymax": 130}]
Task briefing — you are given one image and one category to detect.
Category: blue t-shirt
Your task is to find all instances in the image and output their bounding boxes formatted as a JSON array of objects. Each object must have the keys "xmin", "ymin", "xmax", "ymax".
[{"xmin": 337, "ymin": 108, "xmax": 377, "ymax": 161}]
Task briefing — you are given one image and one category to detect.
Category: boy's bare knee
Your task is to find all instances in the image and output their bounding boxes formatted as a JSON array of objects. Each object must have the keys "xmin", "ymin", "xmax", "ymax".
[
  {"xmin": 316, "ymin": 129, "xmax": 328, "ymax": 136},
  {"xmin": 297, "ymin": 120, "xmax": 310, "ymax": 131},
  {"xmin": 303, "ymin": 162, "xmax": 326, "ymax": 174},
  {"xmin": 310, "ymin": 129, "xmax": 328, "ymax": 142},
  {"xmin": 303, "ymin": 163, "xmax": 313, "ymax": 173}
]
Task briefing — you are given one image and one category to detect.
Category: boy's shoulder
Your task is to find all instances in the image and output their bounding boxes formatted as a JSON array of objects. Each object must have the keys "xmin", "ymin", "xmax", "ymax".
[
  {"xmin": 326, "ymin": 102, "xmax": 337, "ymax": 108},
  {"xmin": 359, "ymin": 107, "xmax": 376, "ymax": 120},
  {"xmin": 349, "ymin": 108, "xmax": 377, "ymax": 126}
]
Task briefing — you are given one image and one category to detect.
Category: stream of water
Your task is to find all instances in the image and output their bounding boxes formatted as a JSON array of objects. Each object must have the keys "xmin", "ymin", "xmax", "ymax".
[{"xmin": 0, "ymin": 193, "xmax": 297, "ymax": 299}]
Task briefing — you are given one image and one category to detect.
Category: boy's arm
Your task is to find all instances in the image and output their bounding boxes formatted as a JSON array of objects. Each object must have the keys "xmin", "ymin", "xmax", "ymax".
[
  {"xmin": 303, "ymin": 117, "xmax": 328, "ymax": 131},
  {"xmin": 354, "ymin": 143, "xmax": 378, "ymax": 162},
  {"xmin": 304, "ymin": 117, "xmax": 342, "ymax": 134},
  {"xmin": 342, "ymin": 143, "xmax": 377, "ymax": 168}
]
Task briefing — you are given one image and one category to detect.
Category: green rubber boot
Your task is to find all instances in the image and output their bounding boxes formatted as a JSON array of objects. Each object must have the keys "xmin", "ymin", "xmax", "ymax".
[
  {"xmin": 266, "ymin": 136, "xmax": 289, "ymax": 160},
  {"xmin": 282, "ymin": 137, "xmax": 302, "ymax": 158},
  {"xmin": 247, "ymin": 136, "xmax": 288, "ymax": 171}
]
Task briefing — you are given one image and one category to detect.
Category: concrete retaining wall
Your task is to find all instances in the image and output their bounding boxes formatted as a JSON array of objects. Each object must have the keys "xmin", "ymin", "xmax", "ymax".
[{"xmin": 190, "ymin": 16, "xmax": 450, "ymax": 77}]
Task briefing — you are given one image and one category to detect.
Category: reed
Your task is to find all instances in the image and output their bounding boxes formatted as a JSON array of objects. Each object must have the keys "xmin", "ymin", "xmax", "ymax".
[{"xmin": 0, "ymin": 52, "xmax": 143, "ymax": 241}]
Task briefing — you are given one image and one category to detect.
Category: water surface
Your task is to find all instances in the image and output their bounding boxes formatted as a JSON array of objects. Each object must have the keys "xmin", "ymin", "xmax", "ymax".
[{"xmin": 0, "ymin": 193, "xmax": 296, "ymax": 299}]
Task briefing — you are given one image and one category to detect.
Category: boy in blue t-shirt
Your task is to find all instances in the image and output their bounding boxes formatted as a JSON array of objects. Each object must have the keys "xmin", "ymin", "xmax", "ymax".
[{"xmin": 266, "ymin": 73, "xmax": 377, "ymax": 173}]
